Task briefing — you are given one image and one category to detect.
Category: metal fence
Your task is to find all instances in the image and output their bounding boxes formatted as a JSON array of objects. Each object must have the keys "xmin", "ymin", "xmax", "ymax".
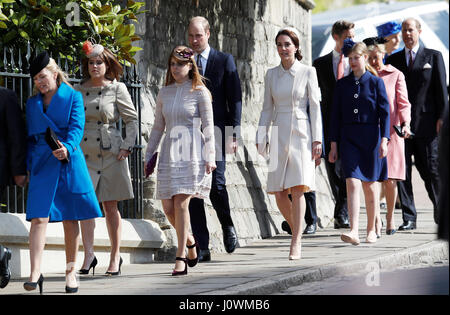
[{"xmin": 0, "ymin": 44, "xmax": 144, "ymax": 219}]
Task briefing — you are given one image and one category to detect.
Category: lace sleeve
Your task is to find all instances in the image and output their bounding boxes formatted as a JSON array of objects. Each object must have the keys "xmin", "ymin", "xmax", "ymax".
[
  {"xmin": 197, "ymin": 87, "xmax": 215, "ymax": 163},
  {"xmin": 145, "ymin": 91, "xmax": 165, "ymax": 163}
]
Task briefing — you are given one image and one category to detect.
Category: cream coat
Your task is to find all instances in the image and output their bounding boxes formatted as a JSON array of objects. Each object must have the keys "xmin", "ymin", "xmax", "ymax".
[
  {"xmin": 75, "ymin": 80, "xmax": 138, "ymax": 202},
  {"xmin": 257, "ymin": 60, "xmax": 322, "ymax": 193}
]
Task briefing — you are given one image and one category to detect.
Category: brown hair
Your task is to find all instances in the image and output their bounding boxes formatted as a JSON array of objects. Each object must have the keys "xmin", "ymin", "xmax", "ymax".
[
  {"xmin": 332, "ymin": 20, "xmax": 355, "ymax": 36},
  {"xmin": 275, "ymin": 29, "xmax": 303, "ymax": 61},
  {"xmin": 165, "ymin": 45, "xmax": 209, "ymax": 96},
  {"xmin": 348, "ymin": 42, "xmax": 378, "ymax": 76},
  {"xmin": 189, "ymin": 16, "xmax": 210, "ymax": 33},
  {"xmin": 82, "ymin": 47, "xmax": 123, "ymax": 81}
]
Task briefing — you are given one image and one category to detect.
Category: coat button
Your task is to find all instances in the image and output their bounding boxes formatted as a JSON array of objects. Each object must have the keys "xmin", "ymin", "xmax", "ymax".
[
  {"xmin": 97, "ymin": 171, "xmax": 101, "ymax": 175},
  {"xmin": 355, "ymin": 80, "xmax": 359, "ymax": 85},
  {"xmin": 96, "ymin": 106, "xmax": 99, "ymax": 110},
  {"xmin": 354, "ymin": 109, "xmax": 358, "ymax": 114},
  {"xmin": 98, "ymin": 91, "xmax": 102, "ymax": 95},
  {"xmin": 84, "ymin": 137, "xmax": 88, "ymax": 141},
  {"xmin": 86, "ymin": 92, "xmax": 90, "ymax": 96},
  {"xmin": 85, "ymin": 154, "xmax": 89, "ymax": 159},
  {"xmin": 84, "ymin": 107, "xmax": 87, "ymax": 111},
  {"xmin": 97, "ymin": 138, "xmax": 100, "ymax": 141},
  {"xmin": 97, "ymin": 121, "xmax": 102, "ymax": 125},
  {"xmin": 97, "ymin": 154, "xmax": 101, "ymax": 158},
  {"xmin": 354, "ymin": 94, "xmax": 359, "ymax": 99}
]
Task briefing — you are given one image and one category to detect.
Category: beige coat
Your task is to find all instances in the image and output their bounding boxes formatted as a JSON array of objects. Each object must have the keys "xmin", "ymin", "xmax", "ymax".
[
  {"xmin": 257, "ymin": 60, "xmax": 322, "ymax": 193},
  {"xmin": 75, "ymin": 80, "xmax": 138, "ymax": 202}
]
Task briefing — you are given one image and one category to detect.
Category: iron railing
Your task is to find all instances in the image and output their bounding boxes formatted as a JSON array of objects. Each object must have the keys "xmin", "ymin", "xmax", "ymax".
[{"xmin": 0, "ymin": 43, "xmax": 144, "ymax": 219}]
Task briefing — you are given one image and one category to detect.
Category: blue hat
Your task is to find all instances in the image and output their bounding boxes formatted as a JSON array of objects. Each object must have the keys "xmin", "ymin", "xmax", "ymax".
[
  {"xmin": 342, "ymin": 38, "xmax": 356, "ymax": 57},
  {"xmin": 376, "ymin": 21, "xmax": 402, "ymax": 38}
]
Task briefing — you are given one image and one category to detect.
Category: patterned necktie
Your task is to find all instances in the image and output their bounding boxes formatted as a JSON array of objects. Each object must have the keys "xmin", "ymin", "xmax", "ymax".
[
  {"xmin": 197, "ymin": 54, "xmax": 203, "ymax": 75},
  {"xmin": 337, "ymin": 54, "xmax": 345, "ymax": 80},
  {"xmin": 408, "ymin": 50, "xmax": 414, "ymax": 71}
]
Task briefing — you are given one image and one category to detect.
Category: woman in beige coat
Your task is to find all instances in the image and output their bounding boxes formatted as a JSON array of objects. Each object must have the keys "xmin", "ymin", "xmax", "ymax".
[
  {"xmin": 75, "ymin": 42, "xmax": 138, "ymax": 276},
  {"xmin": 257, "ymin": 28, "xmax": 322, "ymax": 260}
]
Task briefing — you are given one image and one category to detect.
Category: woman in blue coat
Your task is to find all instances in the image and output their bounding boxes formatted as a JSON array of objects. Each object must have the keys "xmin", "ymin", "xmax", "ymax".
[
  {"xmin": 329, "ymin": 40, "xmax": 390, "ymax": 245},
  {"xmin": 24, "ymin": 52, "xmax": 102, "ymax": 294}
]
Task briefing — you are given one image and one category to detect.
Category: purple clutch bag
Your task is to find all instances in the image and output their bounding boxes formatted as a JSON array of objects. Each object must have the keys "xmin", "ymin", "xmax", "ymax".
[{"xmin": 145, "ymin": 152, "xmax": 158, "ymax": 178}]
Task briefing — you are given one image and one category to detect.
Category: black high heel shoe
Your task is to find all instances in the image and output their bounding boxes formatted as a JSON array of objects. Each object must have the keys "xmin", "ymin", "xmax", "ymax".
[
  {"xmin": 23, "ymin": 274, "xmax": 44, "ymax": 295},
  {"xmin": 79, "ymin": 256, "xmax": 98, "ymax": 276},
  {"xmin": 186, "ymin": 241, "xmax": 199, "ymax": 268},
  {"xmin": 172, "ymin": 257, "xmax": 188, "ymax": 276},
  {"xmin": 105, "ymin": 257, "xmax": 122, "ymax": 276}
]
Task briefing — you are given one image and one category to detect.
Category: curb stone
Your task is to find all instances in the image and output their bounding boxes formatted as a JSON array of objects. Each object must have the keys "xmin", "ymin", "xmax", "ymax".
[{"xmin": 203, "ymin": 240, "xmax": 448, "ymax": 295}]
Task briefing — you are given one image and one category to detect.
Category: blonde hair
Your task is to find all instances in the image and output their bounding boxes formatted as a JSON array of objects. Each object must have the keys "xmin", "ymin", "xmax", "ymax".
[
  {"xmin": 165, "ymin": 46, "xmax": 210, "ymax": 97},
  {"xmin": 32, "ymin": 58, "xmax": 72, "ymax": 94},
  {"xmin": 348, "ymin": 42, "xmax": 378, "ymax": 77},
  {"xmin": 367, "ymin": 43, "xmax": 386, "ymax": 55}
]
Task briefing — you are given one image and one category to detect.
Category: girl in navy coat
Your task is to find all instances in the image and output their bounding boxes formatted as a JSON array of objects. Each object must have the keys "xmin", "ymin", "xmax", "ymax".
[
  {"xmin": 329, "ymin": 40, "xmax": 390, "ymax": 245},
  {"xmin": 24, "ymin": 52, "xmax": 102, "ymax": 294}
]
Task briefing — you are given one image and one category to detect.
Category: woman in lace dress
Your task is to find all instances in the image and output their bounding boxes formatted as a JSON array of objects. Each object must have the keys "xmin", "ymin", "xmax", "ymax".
[{"xmin": 145, "ymin": 46, "xmax": 216, "ymax": 276}]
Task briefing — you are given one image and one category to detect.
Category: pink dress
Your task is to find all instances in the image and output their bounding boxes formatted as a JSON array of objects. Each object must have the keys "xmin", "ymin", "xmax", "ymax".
[{"xmin": 378, "ymin": 64, "xmax": 411, "ymax": 180}]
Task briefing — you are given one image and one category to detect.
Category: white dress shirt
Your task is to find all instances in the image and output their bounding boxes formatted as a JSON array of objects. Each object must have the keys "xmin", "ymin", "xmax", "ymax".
[
  {"xmin": 195, "ymin": 45, "xmax": 211, "ymax": 75},
  {"xmin": 405, "ymin": 43, "xmax": 420, "ymax": 67},
  {"xmin": 332, "ymin": 49, "xmax": 350, "ymax": 80}
]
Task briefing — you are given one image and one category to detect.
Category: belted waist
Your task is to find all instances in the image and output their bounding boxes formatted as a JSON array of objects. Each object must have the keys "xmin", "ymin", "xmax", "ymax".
[{"xmin": 275, "ymin": 107, "xmax": 293, "ymax": 113}]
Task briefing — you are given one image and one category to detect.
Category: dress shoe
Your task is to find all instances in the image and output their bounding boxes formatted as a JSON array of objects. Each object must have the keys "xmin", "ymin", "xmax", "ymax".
[
  {"xmin": 366, "ymin": 232, "xmax": 378, "ymax": 244},
  {"xmin": 198, "ymin": 249, "xmax": 211, "ymax": 262},
  {"xmin": 334, "ymin": 216, "xmax": 350, "ymax": 229},
  {"xmin": 0, "ymin": 246, "xmax": 12, "ymax": 289},
  {"xmin": 398, "ymin": 221, "xmax": 416, "ymax": 231},
  {"xmin": 303, "ymin": 224, "xmax": 316, "ymax": 235},
  {"xmin": 223, "ymin": 226, "xmax": 238, "ymax": 253},
  {"xmin": 281, "ymin": 221, "xmax": 292, "ymax": 235}
]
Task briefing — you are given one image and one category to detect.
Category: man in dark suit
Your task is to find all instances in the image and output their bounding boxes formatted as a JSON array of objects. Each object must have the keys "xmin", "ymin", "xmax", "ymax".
[
  {"xmin": 0, "ymin": 86, "xmax": 27, "ymax": 289},
  {"xmin": 386, "ymin": 18, "xmax": 448, "ymax": 230},
  {"xmin": 187, "ymin": 16, "xmax": 242, "ymax": 261},
  {"xmin": 312, "ymin": 20, "xmax": 355, "ymax": 229}
]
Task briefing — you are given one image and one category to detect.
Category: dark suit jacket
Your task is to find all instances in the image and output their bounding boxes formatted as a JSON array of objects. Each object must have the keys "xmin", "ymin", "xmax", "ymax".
[
  {"xmin": 386, "ymin": 46, "xmax": 448, "ymax": 138},
  {"xmin": 204, "ymin": 47, "xmax": 242, "ymax": 143},
  {"xmin": 313, "ymin": 52, "xmax": 335, "ymax": 155},
  {"xmin": 0, "ymin": 87, "xmax": 27, "ymax": 187}
]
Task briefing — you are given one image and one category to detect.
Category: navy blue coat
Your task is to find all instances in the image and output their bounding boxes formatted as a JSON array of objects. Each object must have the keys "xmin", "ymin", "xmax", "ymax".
[
  {"xmin": 203, "ymin": 47, "xmax": 242, "ymax": 160},
  {"xmin": 330, "ymin": 71, "xmax": 390, "ymax": 182},
  {"xmin": 26, "ymin": 83, "xmax": 102, "ymax": 222}
]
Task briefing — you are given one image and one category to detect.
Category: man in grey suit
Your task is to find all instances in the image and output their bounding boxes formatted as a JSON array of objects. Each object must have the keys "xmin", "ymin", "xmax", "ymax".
[{"xmin": 386, "ymin": 18, "xmax": 448, "ymax": 230}]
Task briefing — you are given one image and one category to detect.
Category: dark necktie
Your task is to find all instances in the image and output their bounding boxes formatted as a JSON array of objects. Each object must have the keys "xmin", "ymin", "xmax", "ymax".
[
  {"xmin": 408, "ymin": 50, "xmax": 414, "ymax": 71},
  {"xmin": 197, "ymin": 54, "xmax": 203, "ymax": 75}
]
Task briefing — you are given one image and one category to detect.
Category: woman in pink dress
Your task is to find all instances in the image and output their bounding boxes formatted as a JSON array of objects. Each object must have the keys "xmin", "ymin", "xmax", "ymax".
[{"xmin": 366, "ymin": 38, "xmax": 412, "ymax": 235}]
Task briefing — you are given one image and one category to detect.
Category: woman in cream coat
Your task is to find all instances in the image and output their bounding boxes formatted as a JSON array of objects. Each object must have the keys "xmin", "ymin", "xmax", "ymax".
[
  {"xmin": 257, "ymin": 28, "xmax": 322, "ymax": 260},
  {"xmin": 75, "ymin": 43, "xmax": 138, "ymax": 276}
]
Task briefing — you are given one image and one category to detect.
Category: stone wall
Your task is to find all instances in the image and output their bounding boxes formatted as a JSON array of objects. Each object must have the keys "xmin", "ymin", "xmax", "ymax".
[{"xmin": 133, "ymin": 0, "xmax": 335, "ymax": 259}]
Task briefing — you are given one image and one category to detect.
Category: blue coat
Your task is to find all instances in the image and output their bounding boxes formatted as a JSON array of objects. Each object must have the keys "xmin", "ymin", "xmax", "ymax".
[
  {"xmin": 26, "ymin": 83, "xmax": 102, "ymax": 222},
  {"xmin": 330, "ymin": 71, "xmax": 390, "ymax": 182}
]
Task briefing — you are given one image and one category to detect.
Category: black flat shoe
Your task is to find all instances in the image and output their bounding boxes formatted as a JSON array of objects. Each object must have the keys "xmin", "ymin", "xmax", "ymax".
[
  {"xmin": 223, "ymin": 226, "xmax": 238, "ymax": 254},
  {"xmin": 79, "ymin": 256, "xmax": 98, "ymax": 276},
  {"xmin": 172, "ymin": 257, "xmax": 188, "ymax": 276},
  {"xmin": 198, "ymin": 249, "xmax": 211, "ymax": 262},
  {"xmin": 23, "ymin": 274, "xmax": 44, "ymax": 295},
  {"xmin": 0, "ymin": 246, "xmax": 12, "ymax": 289},
  {"xmin": 186, "ymin": 241, "xmax": 199, "ymax": 268},
  {"xmin": 105, "ymin": 257, "xmax": 123, "ymax": 276},
  {"xmin": 65, "ymin": 285, "xmax": 78, "ymax": 294},
  {"xmin": 398, "ymin": 221, "xmax": 416, "ymax": 231},
  {"xmin": 334, "ymin": 216, "xmax": 350, "ymax": 229},
  {"xmin": 386, "ymin": 229, "xmax": 397, "ymax": 235},
  {"xmin": 303, "ymin": 224, "xmax": 317, "ymax": 235},
  {"xmin": 282, "ymin": 221, "xmax": 292, "ymax": 235}
]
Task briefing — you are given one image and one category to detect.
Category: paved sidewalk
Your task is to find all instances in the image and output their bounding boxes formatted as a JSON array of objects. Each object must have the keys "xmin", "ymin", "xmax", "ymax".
[{"xmin": 2, "ymin": 206, "xmax": 447, "ymax": 295}]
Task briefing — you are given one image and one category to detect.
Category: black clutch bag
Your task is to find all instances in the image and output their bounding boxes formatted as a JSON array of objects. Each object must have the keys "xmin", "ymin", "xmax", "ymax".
[
  {"xmin": 145, "ymin": 152, "xmax": 158, "ymax": 178},
  {"xmin": 45, "ymin": 127, "xmax": 69, "ymax": 164},
  {"xmin": 393, "ymin": 125, "xmax": 415, "ymax": 139}
]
